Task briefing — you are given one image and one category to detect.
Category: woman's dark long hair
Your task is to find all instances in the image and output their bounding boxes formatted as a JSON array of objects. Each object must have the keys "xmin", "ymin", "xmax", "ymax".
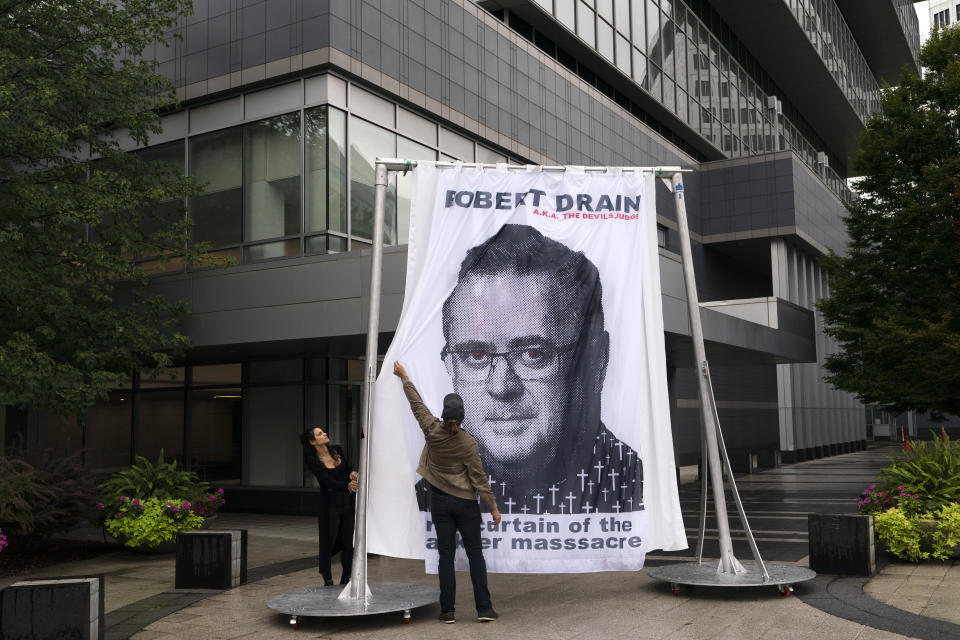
[{"xmin": 300, "ymin": 429, "xmax": 318, "ymax": 465}]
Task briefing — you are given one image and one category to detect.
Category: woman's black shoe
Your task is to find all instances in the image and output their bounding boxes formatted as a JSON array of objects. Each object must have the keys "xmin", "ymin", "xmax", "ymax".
[{"xmin": 323, "ymin": 579, "xmax": 334, "ymax": 586}]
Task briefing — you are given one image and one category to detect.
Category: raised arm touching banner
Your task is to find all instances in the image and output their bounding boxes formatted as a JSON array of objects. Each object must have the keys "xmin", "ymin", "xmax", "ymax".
[{"xmin": 368, "ymin": 164, "xmax": 686, "ymax": 573}]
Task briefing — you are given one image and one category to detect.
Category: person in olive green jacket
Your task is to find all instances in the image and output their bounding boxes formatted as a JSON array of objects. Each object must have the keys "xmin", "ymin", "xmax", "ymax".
[{"xmin": 394, "ymin": 361, "xmax": 501, "ymax": 624}]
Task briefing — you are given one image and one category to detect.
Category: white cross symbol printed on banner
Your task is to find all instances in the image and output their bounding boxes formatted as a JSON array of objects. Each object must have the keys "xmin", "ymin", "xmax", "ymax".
[
  {"xmin": 577, "ymin": 469, "xmax": 588, "ymax": 491},
  {"xmin": 587, "ymin": 479, "xmax": 595, "ymax": 493},
  {"xmin": 608, "ymin": 467, "xmax": 620, "ymax": 486},
  {"xmin": 488, "ymin": 474, "xmax": 495, "ymax": 486},
  {"xmin": 549, "ymin": 485, "xmax": 559, "ymax": 506},
  {"xmin": 593, "ymin": 462, "xmax": 604, "ymax": 482},
  {"xmin": 520, "ymin": 504, "xmax": 530, "ymax": 514},
  {"xmin": 612, "ymin": 502, "xmax": 622, "ymax": 513},
  {"xmin": 504, "ymin": 497, "xmax": 515, "ymax": 514},
  {"xmin": 626, "ymin": 497, "xmax": 634, "ymax": 510},
  {"xmin": 559, "ymin": 502, "xmax": 566, "ymax": 514},
  {"xmin": 500, "ymin": 481, "xmax": 507, "ymax": 496},
  {"xmin": 582, "ymin": 501, "xmax": 593, "ymax": 513},
  {"xmin": 615, "ymin": 439, "xmax": 624, "ymax": 459},
  {"xmin": 601, "ymin": 487, "xmax": 609, "ymax": 501},
  {"xmin": 626, "ymin": 450, "xmax": 635, "ymax": 465},
  {"xmin": 533, "ymin": 494, "xmax": 544, "ymax": 513},
  {"xmin": 600, "ymin": 430, "xmax": 607, "ymax": 443},
  {"xmin": 565, "ymin": 492, "xmax": 576, "ymax": 513}
]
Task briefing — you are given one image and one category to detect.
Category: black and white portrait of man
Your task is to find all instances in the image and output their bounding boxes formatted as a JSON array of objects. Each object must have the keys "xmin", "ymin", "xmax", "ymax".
[{"xmin": 416, "ymin": 224, "xmax": 643, "ymax": 516}]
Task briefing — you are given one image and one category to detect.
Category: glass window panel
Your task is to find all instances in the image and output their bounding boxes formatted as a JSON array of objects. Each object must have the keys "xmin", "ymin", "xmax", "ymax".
[
  {"xmin": 244, "ymin": 385, "xmax": 302, "ymax": 486},
  {"xmin": 306, "ymin": 106, "xmax": 347, "ymax": 233},
  {"xmin": 661, "ymin": 13, "xmax": 674, "ymax": 79},
  {"xmin": 243, "ymin": 239, "xmax": 299, "ymax": 261},
  {"xmin": 140, "ymin": 256, "xmax": 184, "ymax": 274},
  {"xmin": 193, "ymin": 363, "xmax": 242, "ymax": 385},
  {"xmin": 136, "ymin": 389, "xmax": 184, "ymax": 462},
  {"xmin": 577, "ymin": 1, "xmax": 595, "ymax": 47},
  {"xmin": 140, "ymin": 367, "xmax": 185, "ymax": 389},
  {"xmin": 326, "ymin": 383, "xmax": 360, "ymax": 475},
  {"xmin": 244, "ymin": 113, "xmax": 300, "ymax": 242},
  {"xmin": 631, "ymin": 1, "xmax": 645, "ymax": 53},
  {"xmin": 614, "ymin": 0, "xmax": 630, "ymax": 35},
  {"xmin": 646, "ymin": 1, "xmax": 661, "ymax": 67},
  {"xmin": 87, "ymin": 391, "xmax": 132, "ymax": 472},
  {"xmin": 247, "ymin": 359, "xmax": 303, "ymax": 383},
  {"xmin": 632, "ymin": 47, "xmax": 648, "ymax": 85},
  {"xmin": 189, "ymin": 129, "xmax": 240, "ymax": 198},
  {"xmin": 306, "ymin": 234, "xmax": 347, "ymax": 254},
  {"xmin": 556, "ymin": 0, "xmax": 575, "ymax": 30},
  {"xmin": 397, "ymin": 136, "xmax": 436, "ymax": 245},
  {"xmin": 597, "ymin": 19, "xmax": 614, "ymax": 61},
  {"xmin": 596, "ymin": 0, "xmax": 612, "ymax": 22},
  {"xmin": 675, "ymin": 32, "xmax": 687, "ymax": 87},
  {"xmin": 615, "ymin": 34, "xmax": 630, "ymax": 75},
  {"xmin": 190, "ymin": 388, "xmax": 241, "ymax": 483},
  {"xmin": 349, "ymin": 117, "xmax": 397, "ymax": 244},
  {"xmin": 189, "ymin": 128, "xmax": 242, "ymax": 246},
  {"xmin": 306, "ymin": 358, "xmax": 327, "ymax": 381},
  {"xmin": 350, "ymin": 238, "xmax": 371, "ymax": 252}
]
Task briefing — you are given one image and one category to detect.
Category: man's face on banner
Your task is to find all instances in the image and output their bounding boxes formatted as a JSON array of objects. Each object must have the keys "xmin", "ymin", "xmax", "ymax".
[{"xmin": 443, "ymin": 270, "xmax": 581, "ymax": 469}]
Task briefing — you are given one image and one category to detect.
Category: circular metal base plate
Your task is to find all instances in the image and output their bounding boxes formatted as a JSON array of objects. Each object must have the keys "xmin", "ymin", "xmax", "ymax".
[
  {"xmin": 647, "ymin": 561, "xmax": 816, "ymax": 588},
  {"xmin": 267, "ymin": 582, "xmax": 439, "ymax": 618}
]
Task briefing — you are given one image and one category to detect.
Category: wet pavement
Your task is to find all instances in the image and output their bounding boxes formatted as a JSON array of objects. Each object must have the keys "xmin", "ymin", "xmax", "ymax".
[{"xmin": 4, "ymin": 442, "xmax": 959, "ymax": 639}]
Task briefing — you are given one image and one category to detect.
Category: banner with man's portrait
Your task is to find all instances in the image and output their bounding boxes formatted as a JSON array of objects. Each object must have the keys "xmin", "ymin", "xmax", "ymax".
[{"xmin": 368, "ymin": 163, "xmax": 686, "ymax": 573}]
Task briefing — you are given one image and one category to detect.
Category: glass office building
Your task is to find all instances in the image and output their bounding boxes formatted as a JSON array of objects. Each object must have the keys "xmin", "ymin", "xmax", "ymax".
[{"xmin": 7, "ymin": 0, "xmax": 920, "ymax": 512}]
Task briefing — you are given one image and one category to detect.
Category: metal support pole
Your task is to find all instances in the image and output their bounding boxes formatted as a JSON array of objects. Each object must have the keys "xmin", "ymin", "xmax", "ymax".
[
  {"xmin": 665, "ymin": 172, "xmax": 742, "ymax": 576},
  {"xmin": 343, "ymin": 159, "xmax": 417, "ymax": 603}
]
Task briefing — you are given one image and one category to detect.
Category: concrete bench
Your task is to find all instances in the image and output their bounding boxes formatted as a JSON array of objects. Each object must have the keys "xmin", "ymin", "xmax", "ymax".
[
  {"xmin": 1, "ymin": 574, "xmax": 103, "ymax": 640},
  {"xmin": 175, "ymin": 529, "xmax": 247, "ymax": 590},
  {"xmin": 808, "ymin": 513, "xmax": 875, "ymax": 576}
]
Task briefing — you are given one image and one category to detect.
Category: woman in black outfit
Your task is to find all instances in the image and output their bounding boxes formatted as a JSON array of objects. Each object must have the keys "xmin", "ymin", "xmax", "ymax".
[{"xmin": 300, "ymin": 426, "xmax": 358, "ymax": 586}]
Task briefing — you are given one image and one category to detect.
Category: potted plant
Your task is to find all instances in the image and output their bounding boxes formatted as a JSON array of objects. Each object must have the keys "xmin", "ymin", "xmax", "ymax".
[
  {"xmin": 97, "ymin": 450, "xmax": 225, "ymax": 552},
  {"xmin": 858, "ymin": 432, "xmax": 960, "ymax": 562}
]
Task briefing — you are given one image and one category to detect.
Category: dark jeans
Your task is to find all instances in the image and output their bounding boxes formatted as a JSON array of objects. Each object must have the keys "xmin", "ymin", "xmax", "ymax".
[
  {"xmin": 318, "ymin": 505, "xmax": 354, "ymax": 582},
  {"xmin": 429, "ymin": 486, "xmax": 492, "ymax": 614}
]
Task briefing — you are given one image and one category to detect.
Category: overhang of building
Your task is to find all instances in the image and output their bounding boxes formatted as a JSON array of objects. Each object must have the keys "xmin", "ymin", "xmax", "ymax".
[
  {"xmin": 664, "ymin": 301, "xmax": 816, "ymax": 368},
  {"xmin": 706, "ymin": 0, "xmax": 865, "ymax": 168},
  {"xmin": 837, "ymin": 0, "xmax": 920, "ymax": 84}
]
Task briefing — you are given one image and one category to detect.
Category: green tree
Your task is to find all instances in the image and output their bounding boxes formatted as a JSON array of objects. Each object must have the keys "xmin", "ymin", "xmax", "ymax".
[
  {"xmin": 819, "ymin": 25, "xmax": 960, "ymax": 414},
  {"xmin": 0, "ymin": 0, "xmax": 204, "ymax": 417}
]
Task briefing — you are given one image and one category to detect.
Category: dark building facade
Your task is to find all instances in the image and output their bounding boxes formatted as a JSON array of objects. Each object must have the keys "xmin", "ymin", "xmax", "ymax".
[{"xmin": 4, "ymin": 0, "xmax": 921, "ymax": 512}]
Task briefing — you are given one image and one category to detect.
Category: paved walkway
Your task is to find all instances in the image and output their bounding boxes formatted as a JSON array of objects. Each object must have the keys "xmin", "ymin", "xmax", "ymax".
[{"xmin": 4, "ymin": 442, "xmax": 960, "ymax": 639}]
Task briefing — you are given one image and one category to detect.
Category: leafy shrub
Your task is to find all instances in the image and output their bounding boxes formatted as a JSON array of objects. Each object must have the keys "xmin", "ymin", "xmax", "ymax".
[
  {"xmin": 930, "ymin": 503, "xmax": 960, "ymax": 561},
  {"xmin": 878, "ymin": 433, "xmax": 960, "ymax": 510},
  {"xmin": 0, "ymin": 448, "xmax": 98, "ymax": 537},
  {"xmin": 103, "ymin": 497, "xmax": 204, "ymax": 549},
  {"xmin": 875, "ymin": 507, "xmax": 927, "ymax": 562},
  {"xmin": 99, "ymin": 449, "xmax": 209, "ymax": 518}
]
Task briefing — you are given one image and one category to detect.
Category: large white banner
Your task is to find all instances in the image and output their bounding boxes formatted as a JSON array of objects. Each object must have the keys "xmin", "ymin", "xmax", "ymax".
[{"xmin": 368, "ymin": 163, "xmax": 686, "ymax": 573}]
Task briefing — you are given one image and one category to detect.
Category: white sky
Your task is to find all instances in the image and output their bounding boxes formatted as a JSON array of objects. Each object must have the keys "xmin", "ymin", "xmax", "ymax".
[{"xmin": 916, "ymin": 1, "xmax": 931, "ymax": 40}]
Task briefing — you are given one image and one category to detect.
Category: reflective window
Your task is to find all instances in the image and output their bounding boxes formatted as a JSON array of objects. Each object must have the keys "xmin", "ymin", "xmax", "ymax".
[
  {"xmin": 306, "ymin": 107, "xmax": 347, "ymax": 233},
  {"xmin": 189, "ymin": 128, "xmax": 242, "ymax": 247},
  {"xmin": 349, "ymin": 117, "xmax": 397, "ymax": 244},
  {"xmin": 397, "ymin": 136, "xmax": 436, "ymax": 245},
  {"xmin": 577, "ymin": 1, "xmax": 595, "ymax": 47},
  {"xmin": 243, "ymin": 113, "xmax": 301, "ymax": 243}
]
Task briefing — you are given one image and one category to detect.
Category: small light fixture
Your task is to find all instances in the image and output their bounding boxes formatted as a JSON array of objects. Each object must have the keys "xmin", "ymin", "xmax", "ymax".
[{"xmin": 213, "ymin": 394, "xmax": 242, "ymax": 399}]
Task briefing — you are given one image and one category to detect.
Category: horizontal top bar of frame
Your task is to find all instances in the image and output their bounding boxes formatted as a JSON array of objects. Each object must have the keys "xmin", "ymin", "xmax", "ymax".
[{"xmin": 374, "ymin": 158, "xmax": 691, "ymax": 176}]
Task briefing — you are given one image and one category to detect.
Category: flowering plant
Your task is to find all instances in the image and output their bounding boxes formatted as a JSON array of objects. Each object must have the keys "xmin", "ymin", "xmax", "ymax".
[
  {"xmin": 0, "ymin": 528, "xmax": 8, "ymax": 553},
  {"xmin": 102, "ymin": 496, "xmax": 204, "ymax": 549},
  {"xmin": 190, "ymin": 488, "xmax": 226, "ymax": 518}
]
